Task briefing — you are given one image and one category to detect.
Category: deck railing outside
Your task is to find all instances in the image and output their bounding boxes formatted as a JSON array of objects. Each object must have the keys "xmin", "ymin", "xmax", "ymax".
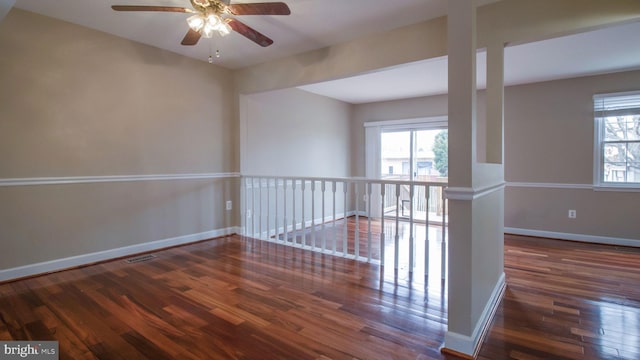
[{"xmin": 241, "ymin": 176, "xmax": 448, "ymax": 277}]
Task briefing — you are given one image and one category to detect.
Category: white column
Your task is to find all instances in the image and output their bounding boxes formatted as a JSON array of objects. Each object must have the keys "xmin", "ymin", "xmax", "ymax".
[
  {"xmin": 443, "ymin": 0, "xmax": 506, "ymax": 357},
  {"xmin": 486, "ymin": 40, "xmax": 505, "ymax": 164}
]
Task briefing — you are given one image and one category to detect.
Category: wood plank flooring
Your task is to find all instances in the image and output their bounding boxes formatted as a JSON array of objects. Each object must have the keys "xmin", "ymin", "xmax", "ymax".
[
  {"xmin": 479, "ymin": 234, "xmax": 640, "ymax": 360},
  {"xmin": 1, "ymin": 230, "xmax": 639, "ymax": 359}
]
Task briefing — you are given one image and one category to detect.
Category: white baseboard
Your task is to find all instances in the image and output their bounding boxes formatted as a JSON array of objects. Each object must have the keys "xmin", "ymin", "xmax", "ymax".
[
  {"xmin": 0, "ymin": 227, "xmax": 240, "ymax": 282},
  {"xmin": 505, "ymin": 227, "xmax": 639, "ymax": 247},
  {"xmin": 444, "ymin": 272, "xmax": 506, "ymax": 357}
]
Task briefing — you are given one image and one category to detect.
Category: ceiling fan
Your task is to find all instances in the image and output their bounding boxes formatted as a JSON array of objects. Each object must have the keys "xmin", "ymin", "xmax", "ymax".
[{"xmin": 111, "ymin": 0, "xmax": 290, "ymax": 47}]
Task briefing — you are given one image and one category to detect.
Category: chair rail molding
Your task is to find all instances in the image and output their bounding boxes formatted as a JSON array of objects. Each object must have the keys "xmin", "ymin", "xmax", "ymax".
[
  {"xmin": 0, "ymin": 172, "xmax": 241, "ymax": 187},
  {"xmin": 445, "ymin": 182, "xmax": 505, "ymax": 201}
]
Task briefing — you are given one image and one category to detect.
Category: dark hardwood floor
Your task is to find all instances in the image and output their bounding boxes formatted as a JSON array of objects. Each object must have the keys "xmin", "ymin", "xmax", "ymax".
[
  {"xmin": 1, "ymin": 228, "xmax": 639, "ymax": 359},
  {"xmin": 479, "ymin": 234, "xmax": 640, "ymax": 360}
]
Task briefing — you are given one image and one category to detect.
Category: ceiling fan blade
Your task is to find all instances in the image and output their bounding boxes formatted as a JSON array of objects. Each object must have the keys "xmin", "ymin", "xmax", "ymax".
[
  {"xmin": 181, "ymin": 28, "xmax": 201, "ymax": 45},
  {"xmin": 227, "ymin": 2, "xmax": 290, "ymax": 15},
  {"xmin": 111, "ymin": 5, "xmax": 193, "ymax": 13},
  {"xmin": 228, "ymin": 18, "xmax": 274, "ymax": 47}
]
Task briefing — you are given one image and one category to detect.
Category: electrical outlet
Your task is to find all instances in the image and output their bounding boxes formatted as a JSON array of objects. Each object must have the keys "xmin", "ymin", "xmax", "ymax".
[
  {"xmin": 246, "ymin": 209, "xmax": 251, "ymax": 218},
  {"xmin": 568, "ymin": 209, "xmax": 576, "ymax": 219},
  {"xmin": 226, "ymin": 200, "xmax": 232, "ymax": 211}
]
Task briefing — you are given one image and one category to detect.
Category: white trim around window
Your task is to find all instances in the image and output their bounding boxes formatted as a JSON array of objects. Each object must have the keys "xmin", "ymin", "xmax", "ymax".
[
  {"xmin": 593, "ymin": 90, "xmax": 640, "ymax": 190},
  {"xmin": 364, "ymin": 116, "xmax": 448, "ymax": 130}
]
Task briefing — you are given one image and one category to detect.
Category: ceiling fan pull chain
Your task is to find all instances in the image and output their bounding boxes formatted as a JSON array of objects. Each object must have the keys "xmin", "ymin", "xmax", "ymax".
[{"xmin": 208, "ymin": 37, "xmax": 214, "ymax": 63}]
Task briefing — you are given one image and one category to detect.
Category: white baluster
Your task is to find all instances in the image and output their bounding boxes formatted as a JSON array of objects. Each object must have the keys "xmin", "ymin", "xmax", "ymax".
[
  {"xmin": 354, "ymin": 181, "xmax": 360, "ymax": 259},
  {"xmin": 342, "ymin": 181, "xmax": 348, "ymax": 256},
  {"xmin": 367, "ymin": 182, "xmax": 372, "ymax": 262},
  {"xmin": 301, "ymin": 179, "xmax": 306, "ymax": 248},
  {"xmin": 425, "ymin": 184, "xmax": 430, "ymax": 279},
  {"xmin": 243, "ymin": 177, "xmax": 249, "ymax": 237},
  {"xmin": 274, "ymin": 178, "xmax": 279, "ymax": 241},
  {"xmin": 380, "ymin": 183, "xmax": 386, "ymax": 266},
  {"xmin": 258, "ymin": 177, "xmax": 263, "ymax": 239},
  {"xmin": 321, "ymin": 180, "xmax": 326, "ymax": 251},
  {"xmin": 283, "ymin": 179, "xmax": 287, "ymax": 243},
  {"xmin": 251, "ymin": 177, "xmax": 256, "ymax": 238},
  {"xmin": 441, "ymin": 186, "xmax": 447, "ymax": 280},
  {"xmin": 332, "ymin": 181, "xmax": 337, "ymax": 254},
  {"xmin": 266, "ymin": 178, "xmax": 271, "ymax": 239},
  {"xmin": 311, "ymin": 180, "xmax": 316, "ymax": 249},
  {"xmin": 409, "ymin": 182, "xmax": 414, "ymax": 272},
  {"xmin": 394, "ymin": 183, "xmax": 400, "ymax": 270},
  {"xmin": 292, "ymin": 179, "xmax": 297, "ymax": 246}
]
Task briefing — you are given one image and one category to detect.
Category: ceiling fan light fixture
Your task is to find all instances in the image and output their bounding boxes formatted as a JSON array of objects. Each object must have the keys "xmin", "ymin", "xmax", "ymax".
[
  {"xmin": 205, "ymin": 12, "xmax": 220, "ymax": 27},
  {"xmin": 218, "ymin": 20, "xmax": 231, "ymax": 36},
  {"xmin": 191, "ymin": 11, "xmax": 230, "ymax": 38},
  {"xmin": 202, "ymin": 22, "xmax": 215, "ymax": 38},
  {"xmin": 187, "ymin": 14, "xmax": 205, "ymax": 32}
]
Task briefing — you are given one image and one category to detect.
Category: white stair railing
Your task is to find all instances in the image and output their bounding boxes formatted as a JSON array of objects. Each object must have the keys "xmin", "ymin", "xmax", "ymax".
[{"xmin": 241, "ymin": 176, "xmax": 448, "ymax": 278}]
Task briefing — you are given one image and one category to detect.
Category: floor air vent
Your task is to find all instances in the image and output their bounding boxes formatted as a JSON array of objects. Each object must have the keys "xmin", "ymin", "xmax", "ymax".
[{"xmin": 124, "ymin": 254, "xmax": 157, "ymax": 264}]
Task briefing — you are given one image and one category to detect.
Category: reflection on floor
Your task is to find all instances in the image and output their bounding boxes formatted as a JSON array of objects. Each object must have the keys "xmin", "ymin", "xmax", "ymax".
[{"xmin": 277, "ymin": 216, "xmax": 448, "ymax": 289}]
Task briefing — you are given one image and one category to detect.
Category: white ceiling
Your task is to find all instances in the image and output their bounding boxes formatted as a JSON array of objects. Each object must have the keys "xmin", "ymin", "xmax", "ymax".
[
  {"xmin": 13, "ymin": 0, "xmax": 497, "ymax": 69},
  {"xmin": 11, "ymin": 1, "xmax": 640, "ymax": 104}
]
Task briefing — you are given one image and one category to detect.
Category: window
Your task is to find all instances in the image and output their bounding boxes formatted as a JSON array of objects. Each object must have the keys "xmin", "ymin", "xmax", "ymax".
[{"xmin": 594, "ymin": 91, "xmax": 640, "ymax": 187}]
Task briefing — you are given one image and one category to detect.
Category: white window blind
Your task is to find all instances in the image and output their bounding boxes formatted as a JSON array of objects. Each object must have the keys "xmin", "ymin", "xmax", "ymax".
[
  {"xmin": 593, "ymin": 91, "xmax": 640, "ymax": 187},
  {"xmin": 594, "ymin": 91, "xmax": 640, "ymax": 117}
]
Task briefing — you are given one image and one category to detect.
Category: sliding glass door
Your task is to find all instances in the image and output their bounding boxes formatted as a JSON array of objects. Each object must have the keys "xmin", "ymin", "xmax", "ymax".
[
  {"xmin": 381, "ymin": 128, "xmax": 447, "ymax": 222},
  {"xmin": 381, "ymin": 129, "xmax": 447, "ymax": 181}
]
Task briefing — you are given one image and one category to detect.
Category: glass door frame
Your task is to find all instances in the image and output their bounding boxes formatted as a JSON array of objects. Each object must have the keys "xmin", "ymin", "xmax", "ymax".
[{"xmin": 365, "ymin": 116, "xmax": 448, "ymax": 222}]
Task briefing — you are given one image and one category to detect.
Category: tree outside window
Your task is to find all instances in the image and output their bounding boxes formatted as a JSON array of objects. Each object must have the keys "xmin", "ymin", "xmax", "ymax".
[{"xmin": 432, "ymin": 130, "xmax": 448, "ymax": 177}]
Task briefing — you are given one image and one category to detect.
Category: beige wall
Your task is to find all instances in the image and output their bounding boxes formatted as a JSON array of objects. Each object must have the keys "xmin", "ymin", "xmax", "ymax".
[
  {"xmin": 505, "ymin": 71, "xmax": 640, "ymax": 241},
  {"xmin": 241, "ymin": 88, "xmax": 352, "ymax": 178},
  {"xmin": 0, "ymin": 179, "xmax": 237, "ymax": 269},
  {"xmin": 0, "ymin": 0, "xmax": 13, "ymax": 22},
  {"xmin": 0, "ymin": 9, "xmax": 238, "ymax": 271},
  {"xmin": 0, "ymin": 9, "xmax": 235, "ymax": 176}
]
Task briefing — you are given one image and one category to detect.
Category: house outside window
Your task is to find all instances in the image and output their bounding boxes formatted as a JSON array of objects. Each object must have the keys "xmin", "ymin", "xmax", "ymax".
[{"xmin": 594, "ymin": 91, "xmax": 640, "ymax": 188}]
